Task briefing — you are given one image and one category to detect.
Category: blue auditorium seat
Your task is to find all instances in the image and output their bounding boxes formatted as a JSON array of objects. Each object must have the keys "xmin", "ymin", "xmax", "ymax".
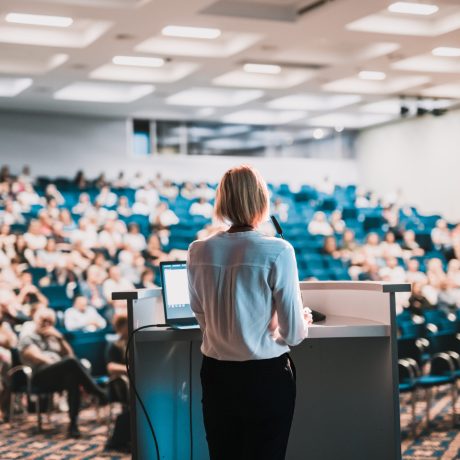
[
  {"xmin": 64, "ymin": 330, "xmax": 109, "ymax": 377},
  {"xmin": 41, "ymin": 284, "xmax": 72, "ymax": 310}
]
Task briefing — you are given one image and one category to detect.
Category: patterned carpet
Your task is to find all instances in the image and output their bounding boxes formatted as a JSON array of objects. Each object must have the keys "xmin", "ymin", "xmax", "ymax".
[
  {"xmin": 401, "ymin": 386, "xmax": 460, "ymax": 459},
  {"xmin": 0, "ymin": 388, "xmax": 458, "ymax": 459}
]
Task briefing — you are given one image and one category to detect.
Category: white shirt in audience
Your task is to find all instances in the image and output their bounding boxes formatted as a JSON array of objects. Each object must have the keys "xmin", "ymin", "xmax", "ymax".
[
  {"xmin": 64, "ymin": 305, "xmax": 107, "ymax": 331},
  {"xmin": 71, "ymin": 228, "xmax": 98, "ymax": 248},
  {"xmin": 308, "ymin": 221, "xmax": 333, "ymax": 236},
  {"xmin": 135, "ymin": 187, "xmax": 159, "ymax": 209},
  {"xmin": 124, "ymin": 233, "xmax": 147, "ymax": 251},
  {"xmin": 189, "ymin": 201, "xmax": 214, "ymax": 219},
  {"xmin": 24, "ymin": 232, "xmax": 47, "ymax": 250}
]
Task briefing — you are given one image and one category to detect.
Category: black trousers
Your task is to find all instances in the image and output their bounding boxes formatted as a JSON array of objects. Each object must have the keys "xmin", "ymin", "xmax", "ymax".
[
  {"xmin": 32, "ymin": 356, "xmax": 102, "ymax": 425},
  {"xmin": 201, "ymin": 353, "xmax": 296, "ymax": 460}
]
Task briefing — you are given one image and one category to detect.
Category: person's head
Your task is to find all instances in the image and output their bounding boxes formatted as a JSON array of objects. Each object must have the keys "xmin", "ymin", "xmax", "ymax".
[
  {"xmin": 313, "ymin": 211, "xmax": 327, "ymax": 222},
  {"xmin": 86, "ymin": 265, "xmax": 103, "ymax": 283},
  {"xmin": 407, "ymin": 259, "xmax": 420, "ymax": 272},
  {"xmin": 384, "ymin": 231, "xmax": 396, "ymax": 244},
  {"xmin": 28, "ymin": 219, "xmax": 41, "ymax": 235},
  {"xmin": 366, "ymin": 232, "xmax": 379, "ymax": 246},
  {"xmin": 118, "ymin": 196, "xmax": 128, "ymax": 207},
  {"xmin": 436, "ymin": 219, "xmax": 447, "ymax": 230},
  {"xmin": 79, "ymin": 193, "xmax": 90, "ymax": 204},
  {"xmin": 34, "ymin": 308, "xmax": 56, "ymax": 330},
  {"xmin": 109, "ymin": 265, "xmax": 121, "ymax": 281},
  {"xmin": 21, "ymin": 271, "xmax": 33, "ymax": 286},
  {"xmin": 386, "ymin": 257, "xmax": 398, "ymax": 269},
  {"xmin": 427, "ymin": 258, "xmax": 443, "ymax": 273},
  {"xmin": 214, "ymin": 165, "xmax": 269, "ymax": 228},
  {"xmin": 30, "ymin": 301, "xmax": 47, "ymax": 318},
  {"xmin": 323, "ymin": 236, "xmax": 337, "ymax": 253},
  {"xmin": 412, "ymin": 281, "xmax": 424, "ymax": 296},
  {"xmin": 343, "ymin": 229, "xmax": 355, "ymax": 243},
  {"xmin": 141, "ymin": 268, "xmax": 154, "ymax": 284},
  {"xmin": 128, "ymin": 223, "xmax": 139, "ymax": 234},
  {"xmin": 73, "ymin": 295, "xmax": 88, "ymax": 312},
  {"xmin": 448, "ymin": 259, "xmax": 460, "ymax": 272},
  {"xmin": 15, "ymin": 234, "xmax": 26, "ymax": 250},
  {"xmin": 0, "ymin": 223, "xmax": 10, "ymax": 235},
  {"xmin": 403, "ymin": 230, "xmax": 416, "ymax": 243},
  {"xmin": 331, "ymin": 210, "xmax": 342, "ymax": 222},
  {"xmin": 113, "ymin": 313, "xmax": 128, "ymax": 340}
]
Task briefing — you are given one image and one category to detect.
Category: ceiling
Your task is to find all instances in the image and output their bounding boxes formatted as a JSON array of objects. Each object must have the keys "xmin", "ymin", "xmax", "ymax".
[{"xmin": 1, "ymin": 0, "xmax": 460, "ymax": 129}]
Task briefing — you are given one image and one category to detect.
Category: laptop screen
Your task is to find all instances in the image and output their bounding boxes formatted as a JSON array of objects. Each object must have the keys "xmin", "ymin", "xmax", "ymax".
[{"xmin": 160, "ymin": 261, "xmax": 195, "ymax": 321}]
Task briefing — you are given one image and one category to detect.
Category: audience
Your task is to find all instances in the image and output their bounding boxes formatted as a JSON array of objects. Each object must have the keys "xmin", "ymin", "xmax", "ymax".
[{"xmin": 0, "ymin": 163, "xmax": 459, "ymax": 444}]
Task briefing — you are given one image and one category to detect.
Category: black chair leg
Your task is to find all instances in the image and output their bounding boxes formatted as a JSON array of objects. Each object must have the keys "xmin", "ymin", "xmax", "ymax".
[{"xmin": 35, "ymin": 397, "xmax": 42, "ymax": 433}]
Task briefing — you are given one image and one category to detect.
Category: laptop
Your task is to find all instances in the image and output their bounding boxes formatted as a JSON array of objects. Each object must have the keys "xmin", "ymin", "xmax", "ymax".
[{"xmin": 159, "ymin": 261, "xmax": 199, "ymax": 330}]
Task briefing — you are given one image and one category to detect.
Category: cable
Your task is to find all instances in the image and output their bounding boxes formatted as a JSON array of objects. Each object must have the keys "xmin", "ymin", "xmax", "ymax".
[
  {"xmin": 125, "ymin": 324, "xmax": 167, "ymax": 460},
  {"xmin": 189, "ymin": 340, "xmax": 193, "ymax": 460}
]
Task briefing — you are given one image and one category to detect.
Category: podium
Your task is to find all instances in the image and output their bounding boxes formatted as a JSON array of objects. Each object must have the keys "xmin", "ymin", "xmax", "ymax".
[{"xmin": 113, "ymin": 280, "xmax": 410, "ymax": 460}]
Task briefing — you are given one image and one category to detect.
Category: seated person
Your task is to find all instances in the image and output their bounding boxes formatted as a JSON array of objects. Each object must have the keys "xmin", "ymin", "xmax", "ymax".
[
  {"xmin": 406, "ymin": 282, "xmax": 434, "ymax": 316},
  {"xmin": 321, "ymin": 236, "xmax": 341, "ymax": 259},
  {"xmin": 0, "ymin": 309, "xmax": 18, "ymax": 421},
  {"xmin": 18, "ymin": 308, "xmax": 107, "ymax": 438},
  {"xmin": 64, "ymin": 296, "xmax": 106, "ymax": 332},
  {"xmin": 308, "ymin": 212, "xmax": 333, "ymax": 236},
  {"xmin": 107, "ymin": 314, "xmax": 128, "ymax": 402},
  {"xmin": 106, "ymin": 314, "xmax": 130, "ymax": 452},
  {"xmin": 189, "ymin": 198, "xmax": 213, "ymax": 219}
]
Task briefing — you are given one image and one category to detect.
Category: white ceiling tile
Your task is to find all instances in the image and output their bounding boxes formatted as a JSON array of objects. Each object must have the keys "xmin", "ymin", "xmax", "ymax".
[
  {"xmin": 322, "ymin": 75, "xmax": 430, "ymax": 94},
  {"xmin": 268, "ymin": 93, "xmax": 361, "ymax": 111},
  {"xmin": 213, "ymin": 68, "xmax": 314, "ymax": 89},
  {"xmin": 222, "ymin": 109, "xmax": 307, "ymax": 125},
  {"xmin": 166, "ymin": 87, "xmax": 264, "ymax": 107},
  {"xmin": 54, "ymin": 81, "xmax": 154, "ymax": 102},
  {"xmin": 90, "ymin": 61, "xmax": 199, "ymax": 83}
]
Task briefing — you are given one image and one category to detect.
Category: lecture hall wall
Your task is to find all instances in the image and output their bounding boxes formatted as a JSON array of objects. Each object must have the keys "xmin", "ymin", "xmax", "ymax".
[
  {"xmin": 356, "ymin": 108, "xmax": 460, "ymax": 221},
  {"xmin": 0, "ymin": 110, "xmax": 357, "ymax": 188}
]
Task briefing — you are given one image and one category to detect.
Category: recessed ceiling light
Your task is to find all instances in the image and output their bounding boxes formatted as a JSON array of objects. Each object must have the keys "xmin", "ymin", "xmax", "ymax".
[
  {"xmin": 313, "ymin": 128, "xmax": 325, "ymax": 140},
  {"xmin": 112, "ymin": 56, "xmax": 165, "ymax": 67},
  {"xmin": 54, "ymin": 82, "xmax": 154, "ymax": 103},
  {"xmin": 243, "ymin": 63, "xmax": 282, "ymax": 75},
  {"xmin": 161, "ymin": 25, "xmax": 221, "ymax": 40},
  {"xmin": 388, "ymin": 2, "xmax": 439, "ymax": 16},
  {"xmin": 166, "ymin": 87, "xmax": 263, "ymax": 107},
  {"xmin": 335, "ymin": 126, "xmax": 344, "ymax": 133},
  {"xmin": 0, "ymin": 77, "xmax": 33, "ymax": 97},
  {"xmin": 196, "ymin": 107, "xmax": 216, "ymax": 117},
  {"xmin": 222, "ymin": 110, "xmax": 306, "ymax": 125},
  {"xmin": 5, "ymin": 12, "xmax": 73, "ymax": 28},
  {"xmin": 432, "ymin": 47, "xmax": 460, "ymax": 57},
  {"xmin": 358, "ymin": 70, "xmax": 386, "ymax": 81}
]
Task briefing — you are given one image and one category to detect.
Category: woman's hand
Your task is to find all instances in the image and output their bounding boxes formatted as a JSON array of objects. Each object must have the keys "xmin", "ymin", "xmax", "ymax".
[{"xmin": 303, "ymin": 307, "xmax": 313, "ymax": 326}]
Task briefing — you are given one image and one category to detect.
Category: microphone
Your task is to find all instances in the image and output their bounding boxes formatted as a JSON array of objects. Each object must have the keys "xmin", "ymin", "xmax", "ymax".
[
  {"xmin": 270, "ymin": 215, "xmax": 284, "ymax": 239},
  {"xmin": 270, "ymin": 215, "xmax": 326, "ymax": 323}
]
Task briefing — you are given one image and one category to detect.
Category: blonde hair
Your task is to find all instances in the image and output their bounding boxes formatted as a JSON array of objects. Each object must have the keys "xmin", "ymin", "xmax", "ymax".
[{"xmin": 214, "ymin": 165, "xmax": 269, "ymax": 227}]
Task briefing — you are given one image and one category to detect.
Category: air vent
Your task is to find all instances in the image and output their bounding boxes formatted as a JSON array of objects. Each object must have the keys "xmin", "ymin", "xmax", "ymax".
[{"xmin": 201, "ymin": 0, "xmax": 337, "ymax": 22}]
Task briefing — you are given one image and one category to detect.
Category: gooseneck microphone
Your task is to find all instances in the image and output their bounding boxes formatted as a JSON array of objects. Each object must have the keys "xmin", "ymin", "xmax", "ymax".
[
  {"xmin": 270, "ymin": 215, "xmax": 284, "ymax": 240},
  {"xmin": 270, "ymin": 215, "xmax": 326, "ymax": 323}
]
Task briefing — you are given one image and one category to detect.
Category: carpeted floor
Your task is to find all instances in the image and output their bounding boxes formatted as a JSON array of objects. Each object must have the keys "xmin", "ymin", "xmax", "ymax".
[
  {"xmin": 0, "ymin": 388, "xmax": 458, "ymax": 459},
  {"xmin": 401, "ymin": 386, "xmax": 460, "ymax": 460}
]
